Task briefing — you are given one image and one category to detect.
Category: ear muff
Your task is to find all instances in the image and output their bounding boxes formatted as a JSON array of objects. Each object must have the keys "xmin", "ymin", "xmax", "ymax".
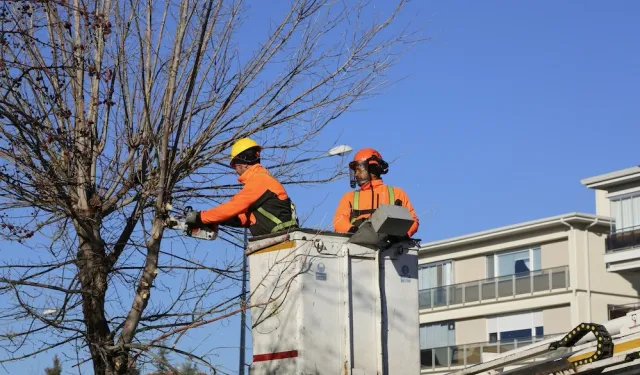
[{"xmin": 368, "ymin": 155, "xmax": 389, "ymax": 175}]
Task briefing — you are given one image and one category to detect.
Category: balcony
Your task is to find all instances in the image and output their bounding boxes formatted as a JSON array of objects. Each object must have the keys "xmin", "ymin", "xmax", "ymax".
[
  {"xmin": 606, "ymin": 227, "xmax": 640, "ymax": 252},
  {"xmin": 421, "ymin": 335, "xmax": 552, "ymax": 371},
  {"xmin": 604, "ymin": 227, "xmax": 640, "ymax": 272},
  {"xmin": 419, "ymin": 266, "xmax": 570, "ymax": 310}
]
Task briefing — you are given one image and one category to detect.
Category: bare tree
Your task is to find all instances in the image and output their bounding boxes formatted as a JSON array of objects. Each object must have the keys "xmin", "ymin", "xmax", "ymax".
[{"xmin": 0, "ymin": 0, "xmax": 419, "ymax": 374}]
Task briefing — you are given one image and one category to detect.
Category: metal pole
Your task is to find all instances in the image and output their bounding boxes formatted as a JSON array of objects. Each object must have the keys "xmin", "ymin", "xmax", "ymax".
[{"xmin": 239, "ymin": 227, "xmax": 248, "ymax": 375}]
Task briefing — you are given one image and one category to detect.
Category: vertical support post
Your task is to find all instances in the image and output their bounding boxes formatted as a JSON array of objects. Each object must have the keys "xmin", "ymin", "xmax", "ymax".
[
  {"xmin": 512, "ymin": 274, "xmax": 516, "ymax": 298},
  {"xmin": 530, "ymin": 269, "xmax": 534, "ymax": 295},
  {"xmin": 549, "ymin": 268, "xmax": 553, "ymax": 292},
  {"xmin": 431, "ymin": 350, "xmax": 435, "ymax": 370},
  {"xmin": 462, "ymin": 283, "xmax": 466, "ymax": 306},
  {"xmin": 431, "ymin": 288, "xmax": 434, "ymax": 309},
  {"xmin": 446, "ymin": 286, "xmax": 450, "ymax": 307},
  {"xmin": 238, "ymin": 228, "xmax": 248, "ymax": 375},
  {"xmin": 479, "ymin": 280, "xmax": 483, "ymax": 302},
  {"xmin": 565, "ymin": 266, "xmax": 570, "ymax": 289},
  {"xmin": 463, "ymin": 344, "xmax": 467, "ymax": 367}
]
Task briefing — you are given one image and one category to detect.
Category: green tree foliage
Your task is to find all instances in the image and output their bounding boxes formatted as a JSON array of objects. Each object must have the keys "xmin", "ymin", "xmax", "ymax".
[
  {"xmin": 154, "ymin": 345, "xmax": 171, "ymax": 373},
  {"xmin": 178, "ymin": 362, "xmax": 199, "ymax": 375},
  {"xmin": 44, "ymin": 355, "xmax": 62, "ymax": 375}
]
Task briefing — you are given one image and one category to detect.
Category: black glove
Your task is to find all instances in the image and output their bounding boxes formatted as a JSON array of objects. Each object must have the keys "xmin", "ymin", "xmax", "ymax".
[
  {"xmin": 185, "ymin": 211, "xmax": 202, "ymax": 226},
  {"xmin": 348, "ymin": 225, "xmax": 358, "ymax": 233}
]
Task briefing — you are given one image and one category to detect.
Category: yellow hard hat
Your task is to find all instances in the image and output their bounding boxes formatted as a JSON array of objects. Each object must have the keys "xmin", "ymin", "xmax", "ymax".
[{"xmin": 230, "ymin": 137, "xmax": 261, "ymax": 159}]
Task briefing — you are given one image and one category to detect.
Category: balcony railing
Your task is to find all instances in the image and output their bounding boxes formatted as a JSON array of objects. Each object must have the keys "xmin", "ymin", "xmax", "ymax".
[
  {"xmin": 606, "ymin": 227, "xmax": 640, "ymax": 253},
  {"xmin": 421, "ymin": 335, "xmax": 552, "ymax": 370},
  {"xmin": 419, "ymin": 266, "xmax": 570, "ymax": 310}
]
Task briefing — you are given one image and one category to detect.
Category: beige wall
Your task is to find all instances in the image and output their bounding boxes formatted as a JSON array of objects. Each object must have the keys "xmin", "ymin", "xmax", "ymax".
[
  {"xmin": 543, "ymin": 305, "xmax": 572, "ymax": 336},
  {"xmin": 454, "ymin": 256, "xmax": 485, "ymax": 284},
  {"xmin": 420, "ymin": 292, "xmax": 573, "ymax": 324},
  {"xmin": 576, "ymin": 231, "xmax": 640, "ymax": 295},
  {"xmin": 421, "ymin": 228, "xmax": 568, "ymax": 265},
  {"xmin": 447, "ymin": 239, "xmax": 568, "ymax": 285},
  {"xmin": 595, "ymin": 189, "xmax": 610, "ymax": 217},
  {"xmin": 454, "ymin": 317, "xmax": 486, "ymax": 345},
  {"xmin": 541, "ymin": 240, "xmax": 569, "ymax": 269},
  {"xmin": 587, "ymin": 293, "xmax": 640, "ymax": 324}
]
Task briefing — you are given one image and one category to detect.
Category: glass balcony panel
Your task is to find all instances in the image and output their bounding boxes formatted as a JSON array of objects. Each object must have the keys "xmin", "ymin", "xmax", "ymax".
[
  {"xmin": 607, "ymin": 227, "xmax": 640, "ymax": 252},
  {"xmin": 465, "ymin": 283, "xmax": 480, "ymax": 303},
  {"xmin": 432, "ymin": 347, "xmax": 450, "ymax": 367},
  {"xmin": 533, "ymin": 270, "xmax": 550, "ymax": 292},
  {"xmin": 497, "ymin": 276, "xmax": 513, "ymax": 298},
  {"xmin": 464, "ymin": 344, "xmax": 482, "ymax": 365},
  {"xmin": 481, "ymin": 280, "xmax": 497, "ymax": 300},
  {"xmin": 515, "ymin": 274, "xmax": 531, "ymax": 294}
]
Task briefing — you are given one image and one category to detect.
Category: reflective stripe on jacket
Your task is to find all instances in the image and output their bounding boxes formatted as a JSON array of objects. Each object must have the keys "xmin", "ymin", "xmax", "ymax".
[
  {"xmin": 332, "ymin": 179, "xmax": 419, "ymax": 237},
  {"xmin": 200, "ymin": 164, "xmax": 297, "ymax": 236}
]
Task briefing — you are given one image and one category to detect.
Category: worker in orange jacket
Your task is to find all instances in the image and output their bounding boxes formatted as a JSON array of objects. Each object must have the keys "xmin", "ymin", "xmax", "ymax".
[
  {"xmin": 333, "ymin": 148, "xmax": 419, "ymax": 237},
  {"xmin": 185, "ymin": 138, "xmax": 298, "ymax": 236}
]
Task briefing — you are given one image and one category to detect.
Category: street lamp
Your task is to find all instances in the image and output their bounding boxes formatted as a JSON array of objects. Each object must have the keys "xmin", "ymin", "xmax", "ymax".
[
  {"xmin": 237, "ymin": 144, "xmax": 352, "ymax": 375},
  {"xmin": 265, "ymin": 144, "xmax": 353, "ymax": 169},
  {"xmin": 215, "ymin": 145, "xmax": 353, "ymax": 171}
]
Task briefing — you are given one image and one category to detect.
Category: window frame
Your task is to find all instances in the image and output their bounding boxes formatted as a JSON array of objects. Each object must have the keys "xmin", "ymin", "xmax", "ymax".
[
  {"xmin": 419, "ymin": 320, "xmax": 456, "ymax": 350},
  {"xmin": 418, "ymin": 259, "xmax": 454, "ymax": 291},
  {"xmin": 485, "ymin": 246, "xmax": 541, "ymax": 279},
  {"xmin": 609, "ymin": 191, "xmax": 640, "ymax": 233},
  {"xmin": 487, "ymin": 310, "xmax": 543, "ymax": 343}
]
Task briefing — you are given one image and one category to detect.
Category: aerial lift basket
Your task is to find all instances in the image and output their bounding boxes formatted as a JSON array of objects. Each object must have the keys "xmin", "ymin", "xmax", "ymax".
[{"xmin": 246, "ymin": 205, "xmax": 420, "ymax": 375}]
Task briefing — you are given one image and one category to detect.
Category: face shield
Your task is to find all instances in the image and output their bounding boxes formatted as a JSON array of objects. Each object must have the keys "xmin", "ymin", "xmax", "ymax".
[{"xmin": 348, "ymin": 160, "xmax": 371, "ymax": 188}]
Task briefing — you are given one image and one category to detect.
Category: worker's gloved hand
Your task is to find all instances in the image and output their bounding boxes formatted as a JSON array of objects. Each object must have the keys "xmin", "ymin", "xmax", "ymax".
[
  {"xmin": 185, "ymin": 211, "xmax": 202, "ymax": 226},
  {"xmin": 348, "ymin": 225, "xmax": 358, "ymax": 233}
]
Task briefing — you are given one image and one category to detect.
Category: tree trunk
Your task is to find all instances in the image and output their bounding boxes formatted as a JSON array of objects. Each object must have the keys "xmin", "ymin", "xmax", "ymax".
[
  {"xmin": 112, "ymin": 217, "xmax": 165, "ymax": 375},
  {"xmin": 76, "ymin": 224, "xmax": 114, "ymax": 375}
]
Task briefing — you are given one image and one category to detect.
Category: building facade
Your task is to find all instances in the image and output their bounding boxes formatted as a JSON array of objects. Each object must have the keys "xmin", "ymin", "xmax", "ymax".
[
  {"xmin": 581, "ymin": 166, "xmax": 640, "ymax": 273},
  {"xmin": 417, "ymin": 166, "xmax": 640, "ymax": 374}
]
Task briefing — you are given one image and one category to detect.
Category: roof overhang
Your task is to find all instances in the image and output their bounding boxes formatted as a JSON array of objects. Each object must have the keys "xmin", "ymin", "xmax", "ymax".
[
  {"xmin": 581, "ymin": 166, "xmax": 640, "ymax": 190},
  {"xmin": 419, "ymin": 212, "xmax": 612, "ymax": 253}
]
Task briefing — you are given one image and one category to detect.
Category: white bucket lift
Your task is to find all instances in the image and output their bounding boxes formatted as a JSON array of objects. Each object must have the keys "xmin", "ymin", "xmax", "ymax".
[{"xmin": 245, "ymin": 205, "xmax": 420, "ymax": 375}]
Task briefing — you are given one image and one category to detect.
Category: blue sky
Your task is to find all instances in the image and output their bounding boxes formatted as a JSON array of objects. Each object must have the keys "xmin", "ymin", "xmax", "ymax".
[
  {"xmin": 4, "ymin": 1, "xmax": 640, "ymax": 374},
  {"xmin": 303, "ymin": 0, "xmax": 640, "ymax": 241}
]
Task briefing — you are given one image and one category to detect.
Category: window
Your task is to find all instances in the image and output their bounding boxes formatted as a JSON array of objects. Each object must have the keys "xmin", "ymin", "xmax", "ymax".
[
  {"xmin": 486, "ymin": 247, "xmax": 541, "ymax": 278},
  {"xmin": 420, "ymin": 321, "xmax": 456, "ymax": 367},
  {"xmin": 418, "ymin": 261, "xmax": 452, "ymax": 290},
  {"xmin": 487, "ymin": 310, "xmax": 543, "ymax": 343},
  {"xmin": 420, "ymin": 321, "xmax": 455, "ymax": 350},
  {"xmin": 611, "ymin": 193, "xmax": 640, "ymax": 232}
]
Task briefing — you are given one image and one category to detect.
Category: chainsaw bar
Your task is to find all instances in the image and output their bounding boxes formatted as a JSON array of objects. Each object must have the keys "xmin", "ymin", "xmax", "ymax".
[{"xmin": 164, "ymin": 205, "xmax": 218, "ymax": 241}]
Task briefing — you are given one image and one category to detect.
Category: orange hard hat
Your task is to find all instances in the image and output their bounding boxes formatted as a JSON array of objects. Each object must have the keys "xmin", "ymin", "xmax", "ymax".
[{"xmin": 352, "ymin": 148, "xmax": 383, "ymax": 164}]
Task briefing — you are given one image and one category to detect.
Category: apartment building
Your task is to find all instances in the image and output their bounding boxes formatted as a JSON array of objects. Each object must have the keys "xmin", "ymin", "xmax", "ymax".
[{"xmin": 417, "ymin": 166, "xmax": 640, "ymax": 374}]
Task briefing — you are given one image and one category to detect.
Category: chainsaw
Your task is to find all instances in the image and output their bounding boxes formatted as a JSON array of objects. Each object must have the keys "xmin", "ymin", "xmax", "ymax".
[{"xmin": 164, "ymin": 204, "xmax": 218, "ymax": 241}]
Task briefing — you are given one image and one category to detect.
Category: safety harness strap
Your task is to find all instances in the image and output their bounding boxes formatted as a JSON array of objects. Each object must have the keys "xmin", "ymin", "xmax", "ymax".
[
  {"xmin": 257, "ymin": 203, "xmax": 297, "ymax": 233},
  {"xmin": 350, "ymin": 186, "xmax": 395, "ymax": 224}
]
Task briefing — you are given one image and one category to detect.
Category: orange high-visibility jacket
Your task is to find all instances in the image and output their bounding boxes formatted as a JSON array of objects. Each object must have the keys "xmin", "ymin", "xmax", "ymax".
[
  {"xmin": 200, "ymin": 164, "xmax": 297, "ymax": 236},
  {"xmin": 333, "ymin": 179, "xmax": 419, "ymax": 237}
]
